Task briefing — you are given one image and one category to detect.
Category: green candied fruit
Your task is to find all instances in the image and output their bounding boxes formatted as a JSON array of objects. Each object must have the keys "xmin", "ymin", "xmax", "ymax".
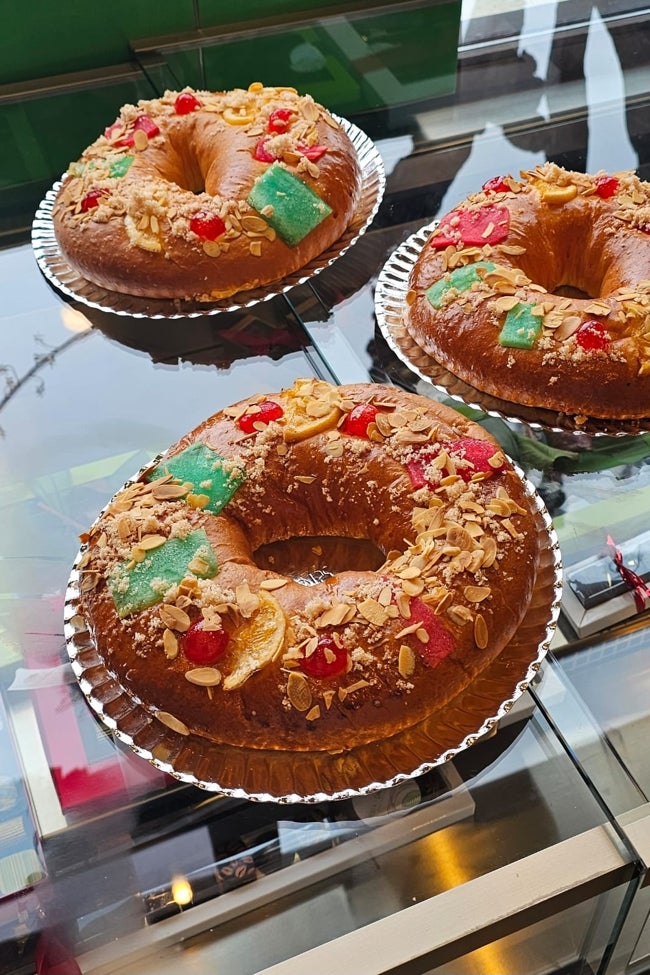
[
  {"xmin": 108, "ymin": 529, "xmax": 218, "ymax": 618},
  {"xmin": 109, "ymin": 155, "xmax": 134, "ymax": 178},
  {"xmin": 498, "ymin": 301, "xmax": 543, "ymax": 349},
  {"xmin": 148, "ymin": 443, "xmax": 245, "ymax": 515},
  {"xmin": 425, "ymin": 261, "xmax": 496, "ymax": 309},
  {"xmin": 247, "ymin": 162, "xmax": 333, "ymax": 247}
]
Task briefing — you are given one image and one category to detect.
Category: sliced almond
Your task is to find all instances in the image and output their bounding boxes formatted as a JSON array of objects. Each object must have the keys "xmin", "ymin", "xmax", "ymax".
[
  {"xmin": 185, "ymin": 667, "xmax": 222, "ymax": 686},
  {"xmin": 287, "ymin": 671, "xmax": 312, "ymax": 712}
]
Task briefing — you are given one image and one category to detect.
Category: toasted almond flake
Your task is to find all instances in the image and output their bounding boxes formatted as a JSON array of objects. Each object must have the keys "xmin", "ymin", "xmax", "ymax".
[
  {"xmin": 130, "ymin": 546, "xmax": 147, "ymax": 564},
  {"xmin": 235, "ymin": 582, "xmax": 260, "ymax": 618},
  {"xmin": 249, "ymin": 240, "xmax": 262, "ymax": 257},
  {"xmin": 156, "ymin": 711, "xmax": 190, "ymax": 735},
  {"xmin": 464, "ymin": 585, "xmax": 491, "ymax": 603},
  {"xmin": 188, "ymin": 555, "xmax": 210, "ymax": 575},
  {"xmin": 152, "ymin": 482, "xmax": 190, "ymax": 500},
  {"xmin": 159, "ymin": 604, "xmax": 191, "ymax": 632},
  {"xmin": 185, "ymin": 667, "xmax": 222, "ymax": 686},
  {"xmin": 398, "ymin": 565, "xmax": 421, "ymax": 580},
  {"xmin": 259, "ymin": 578, "xmax": 288, "ymax": 590},
  {"xmin": 401, "ymin": 578, "xmax": 425, "ymax": 596},
  {"xmin": 162, "ymin": 628, "xmax": 179, "ymax": 659},
  {"xmin": 323, "ymin": 689, "xmax": 335, "ymax": 710},
  {"xmin": 378, "ymin": 585, "xmax": 393, "ymax": 606},
  {"xmin": 481, "ymin": 537, "xmax": 498, "ymax": 567},
  {"xmin": 203, "ymin": 240, "xmax": 221, "ymax": 257},
  {"xmin": 344, "ymin": 679, "xmax": 371, "ymax": 695},
  {"xmin": 133, "ymin": 129, "xmax": 149, "ymax": 151},
  {"xmin": 306, "ymin": 704, "xmax": 321, "ymax": 721},
  {"xmin": 295, "ymin": 475, "xmax": 316, "ymax": 484},
  {"xmin": 398, "ymin": 644, "xmax": 416, "ymax": 678},
  {"xmin": 287, "ymin": 671, "xmax": 312, "ymax": 711},
  {"xmin": 474, "ymin": 614, "xmax": 489, "ymax": 649},
  {"xmin": 357, "ymin": 598, "xmax": 388, "ymax": 626},
  {"xmin": 80, "ymin": 571, "xmax": 99, "ymax": 592}
]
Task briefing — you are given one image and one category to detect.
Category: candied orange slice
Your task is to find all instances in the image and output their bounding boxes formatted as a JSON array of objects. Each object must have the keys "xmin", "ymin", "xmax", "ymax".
[
  {"xmin": 280, "ymin": 379, "xmax": 342, "ymax": 442},
  {"xmin": 222, "ymin": 591, "xmax": 286, "ymax": 690}
]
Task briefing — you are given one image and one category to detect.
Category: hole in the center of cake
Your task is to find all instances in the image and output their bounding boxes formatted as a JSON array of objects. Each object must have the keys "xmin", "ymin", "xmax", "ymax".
[
  {"xmin": 253, "ymin": 536, "xmax": 385, "ymax": 586},
  {"xmin": 553, "ymin": 284, "xmax": 592, "ymax": 299}
]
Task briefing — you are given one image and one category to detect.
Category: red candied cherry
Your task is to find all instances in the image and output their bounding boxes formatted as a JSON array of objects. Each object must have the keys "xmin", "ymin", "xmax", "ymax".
[
  {"xmin": 110, "ymin": 114, "xmax": 160, "ymax": 147},
  {"xmin": 594, "ymin": 175, "xmax": 619, "ymax": 199},
  {"xmin": 104, "ymin": 119, "xmax": 125, "ymax": 142},
  {"xmin": 341, "ymin": 403, "xmax": 379, "ymax": 437},
  {"xmin": 237, "ymin": 400, "xmax": 284, "ymax": 432},
  {"xmin": 576, "ymin": 319, "xmax": 611, "ymax": 351},
  {"xmin": 482, "ymin": 176, "xmax": 510, "ymax": 194},
  {"xmin": 184, "ymin": 620, "xmax": 229, "ymax": 665},
  {"xmin": 268, "ymin": 108, "xmax": 294, "ymax": 133},
  {"xmin": 298, "ymin": 144, "xmax": 328, "ymax": 162},
  {"xmin": 403, "ymin": 598, "xmax": 456, "ymax": 668},
  {"xmin": 299, "ymin": 635, "xmax": 349, "ymax": 679},
  {"xmin": 189, "ymin": 210, "xmax": 226, "ymax": 241},
  {"xmin": 80, "ymin": 188, "xmax": 107, "ymax": 212},
  {"xmin": 175, "ymin": 92, "xmax": 201, "ymax": 115},
  {"xmin": 254, "ymin": 138, "xmax": 275, "ymax": 163}
]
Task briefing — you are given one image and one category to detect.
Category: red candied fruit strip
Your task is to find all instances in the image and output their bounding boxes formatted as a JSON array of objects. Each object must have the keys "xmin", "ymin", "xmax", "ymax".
[
  {"xmin": 576, "ymin": 319, "xmax": 611, "ymax": 351},
  {"xmin": 254, "ymin": 138, "xmax": 275, "ymax": 163},
  {"xmin": 482, "ymin": 176, "xmax": 511, "ymax": 194},
  {"xmin": 299, "ymin": 635, "xmax": 349, "ymax": 679},
  {"xmin": 190, "ymin": 210, "xmax": 227, "ymax": 241},
  {"xmin": 175, "ymin": 92, "xmax": 202, "ymax": 115},
  {"xmin": 404, "ymin": 598, "xmax": 456, "ymax": 668},
  {"xmin": 297, "ymin": 144, "xmax": 328, "ymax": 162},
  {"xmin": 80, "ymin": 188, "xmax": 108, "ymax": 212},
  {"xmin": 184, "ymin": 620, "xmax": 229, "ymax": 665},
  {"xmin": 451, "ymin": 438, "xmax": 505, "ymax": 481},
  {"xmin": 341, "ymin": 403, "xmax": 379, "ymax": 437},
  {"xmin": 407, "ymin": 438, "xmax": 504, "ymax": 488},
  {"xmin": 594, "ymin": 175, "xmax": 619, "ymax": 199},
  {"xmin": 429, "ymin": 204, "xmax": 510, "ymax": 250},
  {"xmin": 237, "ymin": 400, "xmax": 284, "ymax": 433},
  {"xmin": 106, "ymin": 114, "xmax": 160, "ymax": 147}
]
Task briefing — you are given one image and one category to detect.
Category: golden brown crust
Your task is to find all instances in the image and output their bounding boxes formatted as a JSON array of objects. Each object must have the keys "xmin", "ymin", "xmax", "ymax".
[
  {"xmin": 404, "ymin": 163, "xmax": 650, "ymax": 420},
  {"xmin": 52, "ymin": 84, "xmax": 361, "ymax": 300},
  {"xmin": 77, "ymin": 380, "xmax": 540, "ymax": 755}
]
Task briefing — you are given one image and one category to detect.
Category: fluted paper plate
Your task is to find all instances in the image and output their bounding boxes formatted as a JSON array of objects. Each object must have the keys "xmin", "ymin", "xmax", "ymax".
[
  {"xmin": 32, "ymin": 116, "xmax": 385, "ymax": 320},
  {"xmin": 64, "ymin": 457, "xmax": 562, "ymax": 804},
  {"xmin": 375, "ymin": 222, "xmax": 650, "ymax": 438}
]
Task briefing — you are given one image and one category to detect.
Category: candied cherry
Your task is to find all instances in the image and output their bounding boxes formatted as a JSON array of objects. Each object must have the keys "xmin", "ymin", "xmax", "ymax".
[
  {"xmin": 341, "ymin": 403, "xmax": 379, "ymax": 437},
  {"xmin": 133, "ymin": 114, "xmax": 160, "ymax": 138},
  {"xmin": 405, "ymin": 598, "xmax": 456, "ymax": 668},
  {"xmin": 268, "ymin": 108, "xmax": 294, "ymax": 133},
  {"xmin": 594, "ymin": 175, "xmax": 619, "ymax": 199},
  {"xmin": 184, "ymin": 620, "xmax": 229, "ymax": 665},
  {"xmin": 237, "ymin": 400, "xmax": 284, "ymax": 432},
  {"xmin": 175, "ymin": 92, "xmax": 201, "ymax": 115},
  {"xmin": 482, "ymin": 176, "xmax": 510, "ymax": 194},
  {"xmin": 576, "ymin": 319, "xmax": 611, "ymax": 351},
  {"xmin": 299, "ymin": 635, "xmax": 348, "ymax": 679},
  {"xmin": 189, "ymin": 210, "xmax": 226, "ymax": 241},
  {"xmin": 80, "ymin": 188, "xmax": 107, "ymax": 212},
  {"xmin": 254, "ymin": 138, "xmax": 275, "ymax": 163}
]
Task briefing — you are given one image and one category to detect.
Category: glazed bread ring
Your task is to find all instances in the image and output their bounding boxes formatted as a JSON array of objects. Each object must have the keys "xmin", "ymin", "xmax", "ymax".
[
  {"xmin": 51, "ymin": 84, "xmax": 362, "ymax": 300},
  {"xmin": 404, "ymin": 163, "xmax": 650, "ymax": 421},
  {"xmin": 77, "ymin": 379, "xmax": 541, "ymax": 755}
]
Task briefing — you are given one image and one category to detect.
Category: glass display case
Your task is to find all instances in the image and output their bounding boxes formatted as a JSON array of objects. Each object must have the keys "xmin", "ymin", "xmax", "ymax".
[{"xmin": 2, "ymin": 1, "xmax": 650, "ymax": 972}]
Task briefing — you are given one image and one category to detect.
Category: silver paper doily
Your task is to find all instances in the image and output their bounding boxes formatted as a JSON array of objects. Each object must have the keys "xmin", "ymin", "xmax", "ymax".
[
  {"xmin": 32, "ymin": 116, "xmax": 385, "ymax": 320},
  {"xmin": 375, "ymin": 221, "xmax": 650, "ymax": 438},
  {"xmin": 64, "ymin": 457, "xmax": 562, "ymax": 804}
]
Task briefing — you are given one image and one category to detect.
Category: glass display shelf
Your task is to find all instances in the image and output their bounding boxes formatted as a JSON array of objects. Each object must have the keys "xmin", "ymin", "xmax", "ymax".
[{"xmin": 2, "ymin": 1, "xmax": 650, "ymax": 973}]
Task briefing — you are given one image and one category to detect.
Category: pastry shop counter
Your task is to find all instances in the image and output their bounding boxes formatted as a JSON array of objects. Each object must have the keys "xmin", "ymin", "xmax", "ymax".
[{"xmin": 4, "ymin": 2, "xmax": 650, "ymax": 974}]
